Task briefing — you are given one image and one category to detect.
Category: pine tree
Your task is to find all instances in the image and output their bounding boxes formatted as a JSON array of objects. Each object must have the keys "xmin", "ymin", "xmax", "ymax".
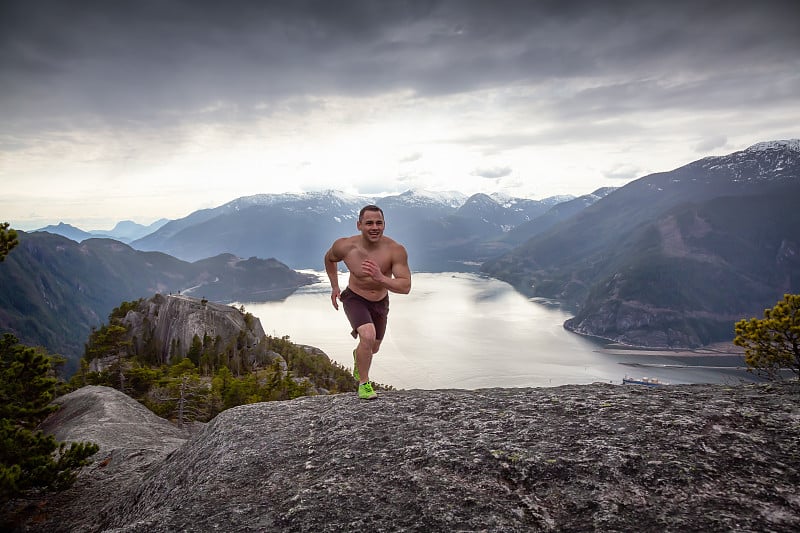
[
  {"xmin": 84, "ymin": 324, "xmax": 132, "ymax": 391},
  {"xmin": 0, "ymin": 334, "xmax": 98, "ymax": 500},
  {"xmin": 734, "ymin": 294, "xmax": 800, "ymax": 380}
]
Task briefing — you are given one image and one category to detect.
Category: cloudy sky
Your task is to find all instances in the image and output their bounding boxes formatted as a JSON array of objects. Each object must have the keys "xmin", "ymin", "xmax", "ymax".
[{"xmin": 2, "ymin": 0, "xmax": 798, "ymax": 231}]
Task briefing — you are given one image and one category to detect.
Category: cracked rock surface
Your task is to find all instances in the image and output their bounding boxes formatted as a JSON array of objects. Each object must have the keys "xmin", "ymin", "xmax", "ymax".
[{"xmin": 3, "ymin": 382, "xmax": 800, "ymax": 532}]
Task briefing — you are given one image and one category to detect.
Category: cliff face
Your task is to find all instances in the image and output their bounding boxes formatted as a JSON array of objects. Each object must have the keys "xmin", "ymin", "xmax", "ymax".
[
  {"xmin": 118, "ymin": 294, "xmax": 267, "ymax": 366},
  {"xmin": 4, "ymin": 383, "xmax": 800, "ymax": 532}
]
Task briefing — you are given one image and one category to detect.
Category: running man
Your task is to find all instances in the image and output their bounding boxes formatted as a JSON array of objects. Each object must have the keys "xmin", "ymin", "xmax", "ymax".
[{"xmin": 324, "ymin": 205, "xmax": 412, "ymax": 399}]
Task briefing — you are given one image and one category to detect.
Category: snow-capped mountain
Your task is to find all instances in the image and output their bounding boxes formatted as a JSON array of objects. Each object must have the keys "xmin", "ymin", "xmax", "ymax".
[
  {"xmin": 501, "ymin": 187, "xmax": 617, "ymax": 246},
  {"xmin": 381, "ymin": 189, "xmax": 467, "ymax": 208},
  {"xmin": 459, "ymin": 193, "xmax": 505, "ymax": 216},
  {"xmin": 128, "ymin": 188, "xmax": 597, "ymax": 269},
  {"xmin": 745, "ymin": 139, "xmax": 800, "ymax": 152},
  {"xmin": 454, "ymin": 192, "xmax": 553, "ymax": 233},
  {"xmin": 455, "ymin": 193, "xmax": 513, "ymax": 233},
  {"xmin": 693, "ymin": 138, "xmax": 800, "ymax": 183},
  {"xmin": 226, "ymin": 190, "xmax": 369, "ymax": 213}
]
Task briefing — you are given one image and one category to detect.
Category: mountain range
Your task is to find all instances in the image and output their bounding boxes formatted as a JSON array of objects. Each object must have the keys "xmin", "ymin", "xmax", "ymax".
[
  {"xmin": 127, "ymin": 189, "xmax": 585, "ymax": 271},
  {"xmin": 483, "ymin": 139, "xmax": 800, "ymax": 347},
  {"xmin": 37, "ymin": 189, "xmax": 588, "ymax": 271},
  {"xmin": 7, "ymin": 139, "xmax": 800, "ymax": 360}
]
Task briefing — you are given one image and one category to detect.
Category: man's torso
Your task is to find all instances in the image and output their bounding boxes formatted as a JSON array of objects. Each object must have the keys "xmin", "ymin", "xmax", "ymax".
[{"xmin": 340, "ymin": 236, "xmax": 396, "ymax": 301}]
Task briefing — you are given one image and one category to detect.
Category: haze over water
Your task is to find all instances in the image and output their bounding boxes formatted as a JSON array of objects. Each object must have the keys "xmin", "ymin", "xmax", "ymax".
[{"xmin": 243, "ymin": 272, "xmax": 755, "ymax": 390}]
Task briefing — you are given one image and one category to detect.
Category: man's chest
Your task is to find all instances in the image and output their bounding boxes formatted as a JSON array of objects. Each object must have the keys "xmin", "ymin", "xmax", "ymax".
[{"xmin": 344, "ymin": 246, "xmax": 390, "ymax": 272}]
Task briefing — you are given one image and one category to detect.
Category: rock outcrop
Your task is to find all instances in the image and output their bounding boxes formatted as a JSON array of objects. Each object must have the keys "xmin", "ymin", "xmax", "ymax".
[
  {"xmin": 3, "ymin": 382, "xmax": 800, "ymax": 532},
  {"xmin": 116, "ymin": 294, "xmax": 268, "ymax": 367}
]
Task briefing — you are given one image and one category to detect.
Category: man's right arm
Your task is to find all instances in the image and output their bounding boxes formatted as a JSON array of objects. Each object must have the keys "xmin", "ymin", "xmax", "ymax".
[{"xmin": 324, "ymin": 242, "xmax": 343, "ymax": 310}]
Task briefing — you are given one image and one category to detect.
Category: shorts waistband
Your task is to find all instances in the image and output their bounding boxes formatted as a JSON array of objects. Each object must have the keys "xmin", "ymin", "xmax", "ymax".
[{"xmin": 342, "ymin": 287, "xmax": 389, "ymax": 304}]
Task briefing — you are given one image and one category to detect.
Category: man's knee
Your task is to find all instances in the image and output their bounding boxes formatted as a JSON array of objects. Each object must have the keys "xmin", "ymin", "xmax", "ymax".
[{"xmin": 357, "ymin": 324, "xmax": 377, "ymax": 345}]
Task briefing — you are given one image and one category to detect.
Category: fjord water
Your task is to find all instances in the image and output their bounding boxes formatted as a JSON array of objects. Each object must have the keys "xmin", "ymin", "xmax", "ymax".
[{"xmin": 243, "ymin": 272, "xmax": 754, "ymax": 390}]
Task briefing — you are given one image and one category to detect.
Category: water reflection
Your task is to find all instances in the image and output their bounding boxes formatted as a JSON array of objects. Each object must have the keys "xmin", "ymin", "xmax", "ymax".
[{"xmin": 241, "ymin": 272, "xmax": 758, "ymax": 390}]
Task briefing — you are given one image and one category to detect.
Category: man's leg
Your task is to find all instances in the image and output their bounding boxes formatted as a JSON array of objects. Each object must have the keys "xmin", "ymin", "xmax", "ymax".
[{"xmin": 355, "ymin": 323, "xmax": 377, "ymax": 384}]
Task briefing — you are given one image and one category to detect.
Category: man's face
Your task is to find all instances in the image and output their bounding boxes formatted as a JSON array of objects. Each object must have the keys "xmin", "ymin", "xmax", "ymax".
[{"xmin": 358, "ymin": 210, "xmax": 385, "ymax": 242}]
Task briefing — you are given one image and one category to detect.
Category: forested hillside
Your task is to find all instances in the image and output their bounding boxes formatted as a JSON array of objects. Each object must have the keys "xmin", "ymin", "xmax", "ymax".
[{"xmin": 0, "ymin": 232, "xmax": 315, "ymax": 371}]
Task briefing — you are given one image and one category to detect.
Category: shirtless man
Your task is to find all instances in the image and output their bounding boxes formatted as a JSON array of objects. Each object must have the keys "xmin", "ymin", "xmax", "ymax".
[{"xmin": 324, "ymin": 205, "xmax": 411, "ymax": 399}]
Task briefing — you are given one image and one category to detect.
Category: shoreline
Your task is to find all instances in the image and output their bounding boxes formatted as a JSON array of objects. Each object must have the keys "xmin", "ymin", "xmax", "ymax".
[
  {"xmin": 594, "ymin": 341, "xmax": 746, "ymax": 358},
  {"xmin": 562, "ymin": 319, "xmax": 746, "ymax": 358}
]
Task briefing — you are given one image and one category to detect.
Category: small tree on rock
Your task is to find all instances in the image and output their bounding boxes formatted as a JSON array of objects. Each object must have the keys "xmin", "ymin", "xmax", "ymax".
[{"xmin": 734, "ymin": 294, "xmax": 800, "ymax": 380}]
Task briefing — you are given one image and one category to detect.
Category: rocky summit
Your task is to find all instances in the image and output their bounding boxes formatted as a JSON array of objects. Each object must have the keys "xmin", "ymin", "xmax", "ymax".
[{"xmin": 4, "ymin": 383, "xmax": 800, "ymax": 532}]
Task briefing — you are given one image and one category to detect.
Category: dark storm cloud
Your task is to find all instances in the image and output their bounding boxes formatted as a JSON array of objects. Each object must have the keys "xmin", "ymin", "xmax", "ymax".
[{"xmin": 1, "ymin": 0, "xmax": 798, "ymax": 133}]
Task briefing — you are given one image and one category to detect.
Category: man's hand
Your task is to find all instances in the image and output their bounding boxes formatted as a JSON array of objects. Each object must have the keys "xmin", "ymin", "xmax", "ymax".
[
  {"xmin": 361, "ymin": 259, "xmax": 386, "ymax": 283},
  {"xmin": 330, "ymin": 287, "xmax": 341, "ymax": 310}
]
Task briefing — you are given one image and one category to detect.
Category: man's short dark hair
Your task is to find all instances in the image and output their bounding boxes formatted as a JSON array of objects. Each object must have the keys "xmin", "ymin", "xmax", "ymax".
[{"xmin": 359, "ymin": 205, "xmax": 384, "ymax": 221}]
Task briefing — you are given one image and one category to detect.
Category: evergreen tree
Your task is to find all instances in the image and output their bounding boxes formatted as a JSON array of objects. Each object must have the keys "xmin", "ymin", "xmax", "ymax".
[
  {"xmin": 84, "ymin": 324, "xmax": 132, "ymax": 391},
  {"xmin": 0, "ymin": 334, "xmax": 98, "ymax": 500},
  {"xmin": 146, "ymin": 366, "xmax": 210, "ymax": 427},
  {"xmin": 734, "ymin": 294, "xmax": 800, "ymax": 380},
  {"xmin": 186, "ymin": 334, "xmax": 203, "ymax": 365},
  {"xmin": 0, "ymin": 222, "xmax": 18, "ymax": 262}
]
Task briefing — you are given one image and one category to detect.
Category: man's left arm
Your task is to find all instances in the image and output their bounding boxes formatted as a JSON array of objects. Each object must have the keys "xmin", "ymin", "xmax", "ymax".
[
  {"xmin": 362, "ymin": 244, "xmax": 411, "ymax": 295},
  {"xmin": 388, "ymin": 245, "xmax": 411, "ymax": 294}
]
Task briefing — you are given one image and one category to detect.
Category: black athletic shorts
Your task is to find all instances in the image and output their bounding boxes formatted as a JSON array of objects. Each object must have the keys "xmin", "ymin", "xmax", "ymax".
[{"xmin": 340, "ymin": 287, "xmax": 389, "ymax": 340}]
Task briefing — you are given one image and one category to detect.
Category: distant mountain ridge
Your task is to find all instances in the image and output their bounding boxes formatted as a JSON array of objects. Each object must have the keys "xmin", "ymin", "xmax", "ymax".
[
  {"xmin": 130, "ymin": 189, "xmax": 586, "ymax": 270},
  {"xmin": 34, "ymin": 222, "xmax": 96, "ymax": 242},
  {"xmin": 98, "ymin": 219, "xmax": 169, "ymax": 242},
  {"xmin": 36, "ymin": 219, "xmax": 169, "ymax": 243},
  {"xmin": 482, "ymin": 139, "xmax": 800, "ymax": 348}
]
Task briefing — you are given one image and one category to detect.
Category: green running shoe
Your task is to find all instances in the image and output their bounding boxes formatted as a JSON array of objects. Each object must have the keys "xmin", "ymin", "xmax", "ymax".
[
  {"xmin": 358, "ymin": 381, "xmax": 377, "ymax": 400},
  {"xmin": 352, "ymin": 349, "xmax": 360, "ymax": 381}
]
